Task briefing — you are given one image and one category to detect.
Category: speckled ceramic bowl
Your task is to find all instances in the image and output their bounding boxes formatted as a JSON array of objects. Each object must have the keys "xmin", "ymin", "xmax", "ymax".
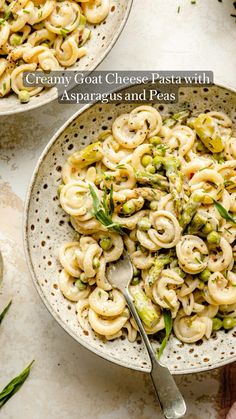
[
  {"xmin": 0, "ymin": 0, "xmax": 132, "ymax": 116},
  {"xmin": 24, "ymin": 83, "xmax": 236, "ymax": 374}
]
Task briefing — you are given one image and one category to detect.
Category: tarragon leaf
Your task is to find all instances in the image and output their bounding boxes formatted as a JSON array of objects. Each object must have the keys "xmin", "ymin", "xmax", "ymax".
[
  {"xmin": 213, "ymin": 199, "xmax": 236, "ymax": 224},
  {"xmin": 109, "ymin": 184, "xmax": 114, "ymax": 215},
  {"xmin": 0, "ymin": 361, "xmax": 34, "ymax": 408},
  {"xmin": 89, "ymin": 184, "xmax": 124, "ymax": 234},
  {"xmin": 157, "ymin": 310, "xmax": 173, "ymax": 359},
  {"xmin": 102, "ymin": 187, "xmax": 109, "ymax": 215},
  {"xmin": 0, "ymin": 301, "xmax": 12, "ymax": 325}
]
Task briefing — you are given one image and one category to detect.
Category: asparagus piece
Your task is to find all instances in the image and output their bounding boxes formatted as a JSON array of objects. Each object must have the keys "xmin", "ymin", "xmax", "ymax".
[
  {"xmin": 172, "ymin": 109, "xmax": 191, "ymax": 124},
  {"xmin": 68, "ymin": 142, "xmax": 103, "ymax": 168},
  {"xmin": 180, "ymin": 190, "xmax": 203, "ymax": 229},
  {"xmin": 163, "ymin": 156, "xmax": 183, "ymax": 218},
  {"xmin": 153, "ymin": 156, "xmax": 183, "ymax": 218},
  {"xmin": 130, "ymin": 285, "xmax": 159, "ymax": 328},
  {"xmin": 135, "ymin": 171, "xmax": 169, "ymax": 191},
  {"xmin": 187, "ymin": 212, "xmax": 206, "ymax": 234},
  {"xmin": 148, "ymin": 254, "xmax": 173, "ymax": 287},
  {"xmin": 163, "ymin": 110, "xmax": 191, "ymax": 128},
  {"xmin": 163, "ymin": 117, "xmax": 176, "ymax": 128},
  {"xmin": 193, "ymin": 114, "xmax": 224, "ymax": 153}
]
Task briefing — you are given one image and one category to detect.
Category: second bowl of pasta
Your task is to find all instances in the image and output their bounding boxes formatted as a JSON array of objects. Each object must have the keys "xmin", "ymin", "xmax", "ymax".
[{"xmin": 0, "ymin": 0, "xmax": 132, "ymax": 114}]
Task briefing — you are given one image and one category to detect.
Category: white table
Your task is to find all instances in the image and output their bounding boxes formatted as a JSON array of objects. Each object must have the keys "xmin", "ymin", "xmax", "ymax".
[{"xmin": 0, "ymin": 1, "xmax": 236, "ymax": 417}]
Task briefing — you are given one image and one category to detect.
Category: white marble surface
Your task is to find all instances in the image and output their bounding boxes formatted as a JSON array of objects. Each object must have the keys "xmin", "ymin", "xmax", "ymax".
[{"xmin": 0, "ymin": 0, "xmax": 236, "ymax": 418}]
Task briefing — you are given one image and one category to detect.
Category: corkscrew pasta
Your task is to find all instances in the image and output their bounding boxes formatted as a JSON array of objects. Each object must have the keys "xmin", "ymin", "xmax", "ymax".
[
  {"xmin": 58, "ymin": 106, "xmax": 236, "ymax": 349},
  {"xmin": 0, "ymin": 0, "xmax": 111, "ymax": 102}
]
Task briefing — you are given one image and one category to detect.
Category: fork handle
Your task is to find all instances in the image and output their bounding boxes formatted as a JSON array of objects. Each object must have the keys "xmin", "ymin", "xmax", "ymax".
[{"xmin": 124, "ymin": 290, "xmax": 186, "ymax": 419}]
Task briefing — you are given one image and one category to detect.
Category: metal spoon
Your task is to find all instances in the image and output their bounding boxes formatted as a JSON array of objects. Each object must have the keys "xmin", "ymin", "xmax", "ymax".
[{"xmin": 107, "ymin": 252, "xmax": 186, "ymax": 419}]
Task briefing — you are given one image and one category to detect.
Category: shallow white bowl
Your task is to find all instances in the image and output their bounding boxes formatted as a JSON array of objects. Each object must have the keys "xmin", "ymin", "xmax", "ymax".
[
  {"xmin": 24, "ymin": 83, "xmax": 236, "ymax": 374},
  {"xmin": 0, "ymin": 0, "xmax": 132, "ymax": 116}
]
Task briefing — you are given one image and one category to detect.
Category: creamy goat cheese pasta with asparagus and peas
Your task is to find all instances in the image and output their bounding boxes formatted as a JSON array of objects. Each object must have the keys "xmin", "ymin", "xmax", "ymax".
[
  {"xmin": 58, "ymin": 105, "xmax": 236, "ymax": 357},
  {"xmin": 0, "ymin": 0, "xmax": 110, "ymax": 102}
]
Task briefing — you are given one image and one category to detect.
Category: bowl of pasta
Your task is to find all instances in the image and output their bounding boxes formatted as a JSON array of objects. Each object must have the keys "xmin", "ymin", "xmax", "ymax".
[
  {"xmin": 24, "ymin": 82, "xmax": 236, "ymax": 374},
  {"xmin": 0, "ymin": 0, "xmax": 132, "ymax": 115}
]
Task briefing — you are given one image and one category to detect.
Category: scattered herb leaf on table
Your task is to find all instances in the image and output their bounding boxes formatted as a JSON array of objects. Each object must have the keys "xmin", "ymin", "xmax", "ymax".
[
  {"xmin": 0, "ymin": 361, "xmax": 34, "ymax": 409},
  {"xmin": 0, "ymin": 301, "xmax": 12, "ymax": 325}
]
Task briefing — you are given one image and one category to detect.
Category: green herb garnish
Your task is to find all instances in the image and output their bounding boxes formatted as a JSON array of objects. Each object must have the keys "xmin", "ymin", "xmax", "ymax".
[
  {"xmin": 0, "ymin": 361, "xmax": 34, "ymax": 408},
  {"xmin": 89, "ymin": 184, "xmax": 124, "ymax": 234},
  {"xmin": 60, "ymin": 28, "xmax": 69, "ymax": 38},
  {"xmin": 109, "ymin": 185, "xmax": 114, "ymax": 214},
  {"xmin": 213, "ymin": 199, "xmax": 236, "ymax": 224},
  {"xmin": 157, "ymin": 310, "xmax": 173, "ymax": 359},
  {"xmin": 0, "ymin": 301, "xmax": 12, "ymax": 325},
  {"xmin": 0, "ymin": 10, "xmax": 12, "ymax": 25},
  {"xmin": 116, "ymin": 164, "xmax": 126, "ymax": 169}
]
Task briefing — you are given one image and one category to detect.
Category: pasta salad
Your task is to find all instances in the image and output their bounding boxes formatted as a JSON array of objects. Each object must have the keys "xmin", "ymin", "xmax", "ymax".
[{"xmin": 57, "ymin": 105, "xmax": 236, "ymax": 351}]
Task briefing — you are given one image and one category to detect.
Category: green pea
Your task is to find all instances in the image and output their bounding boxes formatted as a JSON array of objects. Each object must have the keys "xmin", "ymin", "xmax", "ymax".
[
  {"xmin": 133, "ymin": 266, "xmax": 140, "ymax": 277},
  {"xmin": 199, "ymin": 268, "xmax": 211, "ymax": 283},
  {"xmin": 202, "ymin": 222, "xmax": 213, "ymax": 235},
  {"xmin": 207, "ymin": 231, "xmax": 220, "ymax": 245},
  {"xmin": 212, "ymin": 317, "xmax": 222, "ymax": 331},
  {"xmin": 198, "ymin": 281, "xmax": 205, "ymax": 290},
  {"xmin": 93, "ymin": 257, "xmax": 100, "ymax": 269},
  {"xmin": 137, "ymin": 217, "xmax": 151, "ymax": 231},
  {"xmin": 150, "ymin": 201, "xmax": 159, "ymax": 211},
  {"xmin": 75, "ymin": 279, "xmax": 87, "ymax": 291},
  {"xmin": 131, "ymin": 277, "xmax": 141, "ymax": 285},
  {"xmin": 99, "ymin": 237, "xmax": 112, "ymax": 251},
  {"xmin": 18, "ymin": 90, "xmax": 30, "ymax": 103},
  {"xmin": 10, "ymin": 33, "xmax": 22, "ymax": 46},
  {"xmin": 223, "ymin": 317, "xmax": 236, "ymax": 330},
  {"xmin": 122, "ymin": 200, "xmax": 136, "ymax": 215},
  {"xmin": 141, "ymin": 154, "xmax": 152, "ymax": 167},
  {"xmin": 153, "ymin": 155, "xmax": 163, "ymax": 167},
  {"xmin": 147, "ymin": 164, "xmax": 156, "ymax": 174},
  {"xmin": 149, "ymin": 136, "xmax": 161, "ymax": 145},
  {"xmin": 80, "ymin": 273, "xmax": 88, "ymax": 283}
]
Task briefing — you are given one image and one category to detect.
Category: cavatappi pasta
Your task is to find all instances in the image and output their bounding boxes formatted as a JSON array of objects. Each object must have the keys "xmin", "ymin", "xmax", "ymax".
[
  {"xmin": 0, "ymin": 0, "xmax": 110, "ymax": 102},
  {"xmin": 58, "ymin": 106, "xmax": 236, "ymax": 347}
]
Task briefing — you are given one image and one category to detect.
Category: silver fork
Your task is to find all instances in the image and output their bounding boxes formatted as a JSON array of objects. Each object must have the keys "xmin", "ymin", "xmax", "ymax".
[{"xmin": 107, "ymin": 252, "xmax": 186, "ymax": 419}]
